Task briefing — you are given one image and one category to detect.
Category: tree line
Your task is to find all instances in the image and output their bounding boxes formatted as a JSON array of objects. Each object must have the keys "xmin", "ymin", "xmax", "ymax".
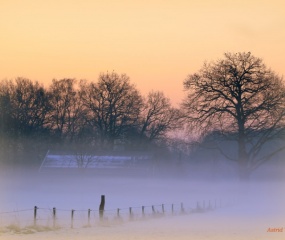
[
  {"xmin": 1, "ymin": 52, "xmax": 285, "ymax": 180},
  {"xmin": 0, "ymin": 72, "xmax": 180, "ymax": 166}
]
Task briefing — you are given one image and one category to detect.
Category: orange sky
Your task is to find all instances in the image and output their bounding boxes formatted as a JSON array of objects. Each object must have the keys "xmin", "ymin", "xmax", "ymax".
[{"xmin": 0, "ymin": 0, "xmax": 284, "ymax": 105}]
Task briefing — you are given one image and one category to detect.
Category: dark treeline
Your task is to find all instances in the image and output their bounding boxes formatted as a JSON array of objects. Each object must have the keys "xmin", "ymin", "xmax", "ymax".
[
  {"xmin": 0, "ymin": 72, "xmax": 181, "ymax": 167},
  {"xmin": 1, "ymin": 52, "xmax": 285, "ymax": 180}
]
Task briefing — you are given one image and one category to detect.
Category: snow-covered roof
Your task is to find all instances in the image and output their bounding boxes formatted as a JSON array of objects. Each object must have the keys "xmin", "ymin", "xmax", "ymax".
[{"xmin": 39, "ymin": 151, "xmax": 151, "ymax": 171}]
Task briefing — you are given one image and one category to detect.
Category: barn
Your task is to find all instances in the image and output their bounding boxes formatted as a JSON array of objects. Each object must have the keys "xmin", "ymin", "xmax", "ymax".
[{"xmin": 39, "ymin": 150, "xmax": 152, "ymax": 175}]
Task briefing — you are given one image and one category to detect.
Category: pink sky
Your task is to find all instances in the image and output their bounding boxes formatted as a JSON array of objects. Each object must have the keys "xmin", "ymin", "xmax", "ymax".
[{"xmin": 1, "ymin": 0, "xmax": 284, "ymax": 105}]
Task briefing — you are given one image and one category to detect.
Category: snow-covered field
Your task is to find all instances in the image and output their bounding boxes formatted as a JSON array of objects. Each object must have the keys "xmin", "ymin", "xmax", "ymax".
[{"xmin": 0, "ymin": 169, "xmax": 284, "ymax": 240}]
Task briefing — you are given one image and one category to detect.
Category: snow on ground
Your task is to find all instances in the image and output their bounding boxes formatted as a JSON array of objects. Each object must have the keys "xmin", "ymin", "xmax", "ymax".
[{"xmin": 0, "ymin": 169, "xmax": 284, "ymax": 240}]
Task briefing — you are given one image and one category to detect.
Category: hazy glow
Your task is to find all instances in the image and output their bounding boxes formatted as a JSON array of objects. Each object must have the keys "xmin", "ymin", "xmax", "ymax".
[{"xmin": 1, "ymin": 0, "xmax": 285, "ymax": 104}]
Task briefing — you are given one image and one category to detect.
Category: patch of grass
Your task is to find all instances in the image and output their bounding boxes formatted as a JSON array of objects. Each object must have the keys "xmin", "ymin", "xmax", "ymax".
[
  {"xmin": 1, "ymin": 224, "xmax": 60, "ymax": 235},
  {"xmin": 0, "ymin": 226, "xmax": 10, "ymax": 235},
  {"xmin": 25, "ymin": 224, "xmax": 56, "ymax": 233},
  {"xmin": 5, "ymin": 223, "xmax": 22, "ymax": 234}
]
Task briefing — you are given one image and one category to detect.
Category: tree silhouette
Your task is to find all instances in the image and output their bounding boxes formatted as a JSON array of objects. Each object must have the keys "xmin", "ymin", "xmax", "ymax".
[
  {"xmin": 48, "ymin": 78, "xmax": 86, "ymax": 142},
  {"xmin": 183, "ymin": 52, "xmax": 285, "ymax": 180},
  {"xmin": 80, "ymin": 72, "xmax": 143, "ymax": 149},
  {"xmin": 0, "ymin": 78, "xmax": 51, "ymax": 165},
  {"xmin": 139, "ymin": 91, "xmax": 179, "ymax": 142},
  {"xmin": 0, "ymin": 78, "xmax": 50, "ymax": 138}
]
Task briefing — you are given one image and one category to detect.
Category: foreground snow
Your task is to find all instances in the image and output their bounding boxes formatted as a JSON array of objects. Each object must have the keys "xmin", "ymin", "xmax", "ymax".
[
  {"xmin": 1, "ymin": 208, "xmax": 284, "ymax": 240},
  {"xmin": 0, "ymin": 170, "xmax": 284, "ymax": 240}
]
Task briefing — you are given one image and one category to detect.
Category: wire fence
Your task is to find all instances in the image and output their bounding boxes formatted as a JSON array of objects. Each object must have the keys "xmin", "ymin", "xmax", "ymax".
[{"xmin": 0, "ymin": 198, "xmax": 233, "ymax": 231}]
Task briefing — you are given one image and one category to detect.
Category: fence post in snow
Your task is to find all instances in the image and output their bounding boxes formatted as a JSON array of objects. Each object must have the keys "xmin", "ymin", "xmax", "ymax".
[
  {"xmin": 172, "ymin": 204, "xmax": 174, "ymax": 215},
  {"xmin": 34, "ymin": 206, "xmax": 37, "ymax": 226},
  {"xmin": 71, "ymin": 209, "xmax": 74, "ymax": 228},
  {"xmin": 99, "ymin": 195, "xmax": 105, "ymax": 220},
  {"xmin": 162, "ymin": 204, "xmax": 165, "ymax": 214},
  {"xmin": 88, "ymin": 209, "xmax": 91, "ymax": 226},
  {"xmin": 181, "ymin": 202, "xmax": 184, "ymax": 213},
  {"xmin": 129, "ymin": 207, "xmax": 133, "ymax": 220},
  {"xmin": 53, "ymin": 207, "xmax": 56, "ymax": 228},
  {"xmin": 152, "ymin": 205, "xmax": 155, "ymax": 214},
  {"xmin": 142, "ymin": 206, "xmax": 145, "ymax": 217}
]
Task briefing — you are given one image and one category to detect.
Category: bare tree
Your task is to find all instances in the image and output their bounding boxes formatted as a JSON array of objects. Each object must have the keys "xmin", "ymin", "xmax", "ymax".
[
  {"xmin": 80, "ymin": 72, "xmax": 143, "ymax": 149},
  {"xmin": 182, "ymin": 52, "xmax": 285, "ymax": 180},
  {"xmin": 139, "ymin": 91, "xmax": 180, "ymax": 142},
  {"xmin": 0, "ymin": 78, "xmax": 51, "ymax": 165},
  {"xmin": 48, "ymin": 79, "xmax": 85, "ymax": 142},
  {"xmin": 74, "ymin": 147, "xmax": 96, "ymax": 169},
  {"xmin": 3, "ymin": 78, "xmax": 50, "ymax": 136}
]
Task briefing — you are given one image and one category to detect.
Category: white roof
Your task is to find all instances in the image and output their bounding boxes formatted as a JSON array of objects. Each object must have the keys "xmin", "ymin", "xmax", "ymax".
[{"xmin": 39, "ymin": 152, "xmax": 150, "ymax": 171}]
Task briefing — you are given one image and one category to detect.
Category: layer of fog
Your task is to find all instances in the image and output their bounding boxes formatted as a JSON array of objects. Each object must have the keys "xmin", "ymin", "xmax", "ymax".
[{"xmin": 0, "ymin": 167, "xmax": 284, "ymax": 239}]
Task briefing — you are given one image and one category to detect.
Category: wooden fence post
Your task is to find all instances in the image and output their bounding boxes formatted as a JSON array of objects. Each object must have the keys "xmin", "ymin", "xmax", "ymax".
[
  {"xmin": 34, "ymin": 206, "xmax": 37, "ymax": 226},
  {"xmin": 181, "ymin": 202, "xmax": 184, "ymax": 213},
  {"xmin": 88, "ymin": 209, "xmax": 91, "ymax": 226},
  {"xmin": 99, "ymin": 195, "xmax": 105, "ymax": 220},
  {"xmin": 53, "ymin": 207, "xmax": 56, "ymax": 228},
  {"xmin": 142, "ymin": 206, "xmax": 145, "ymax": 217},
  {"xmin": 172, "ymin": 204, "xmax": 174, "ymax": 215},
  {"xmin": 152, "ymin": 205, "xmax": 155, "ymax": 214},
  {"xmin": 71, "ymin": 209, "xmax": 74, "ymax": 228},
  {"xmin": 162, "ymin": 204, "xmax": 165, "ymax": 214},
  {"xmin": 129, "ymin": 207, "xmax": 133, "ymax": 220}
]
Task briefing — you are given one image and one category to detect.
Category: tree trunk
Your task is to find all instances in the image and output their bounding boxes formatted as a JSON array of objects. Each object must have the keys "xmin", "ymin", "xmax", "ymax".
[{"xmin": 238, "ymin": 127, "xmax": 250, "ymax": 181}]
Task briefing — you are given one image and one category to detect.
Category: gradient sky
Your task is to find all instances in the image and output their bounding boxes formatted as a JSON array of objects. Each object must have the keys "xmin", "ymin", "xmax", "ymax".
[{"xmin": 1, "ymin": 0, "xmax": 284, "ymax": 105}]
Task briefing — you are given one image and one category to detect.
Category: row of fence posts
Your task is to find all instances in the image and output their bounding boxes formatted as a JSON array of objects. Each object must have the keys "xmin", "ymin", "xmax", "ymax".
[
  {"xmin": 33, "ymin": 206, "xmax": 57, "ymax": 228},
  {"xmin": 32, "ymin": 195, "xmax": 225, "ymax": 228}
]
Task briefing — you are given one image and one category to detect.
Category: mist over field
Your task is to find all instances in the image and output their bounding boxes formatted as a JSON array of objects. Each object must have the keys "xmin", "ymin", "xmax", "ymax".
[
  {"xmin": 1, "ymin": 0, "xmax": 285, "ymax": 238},
  {"xmin": 0, "ymin": 165, "xmax": 284, "ymax": 240}
]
